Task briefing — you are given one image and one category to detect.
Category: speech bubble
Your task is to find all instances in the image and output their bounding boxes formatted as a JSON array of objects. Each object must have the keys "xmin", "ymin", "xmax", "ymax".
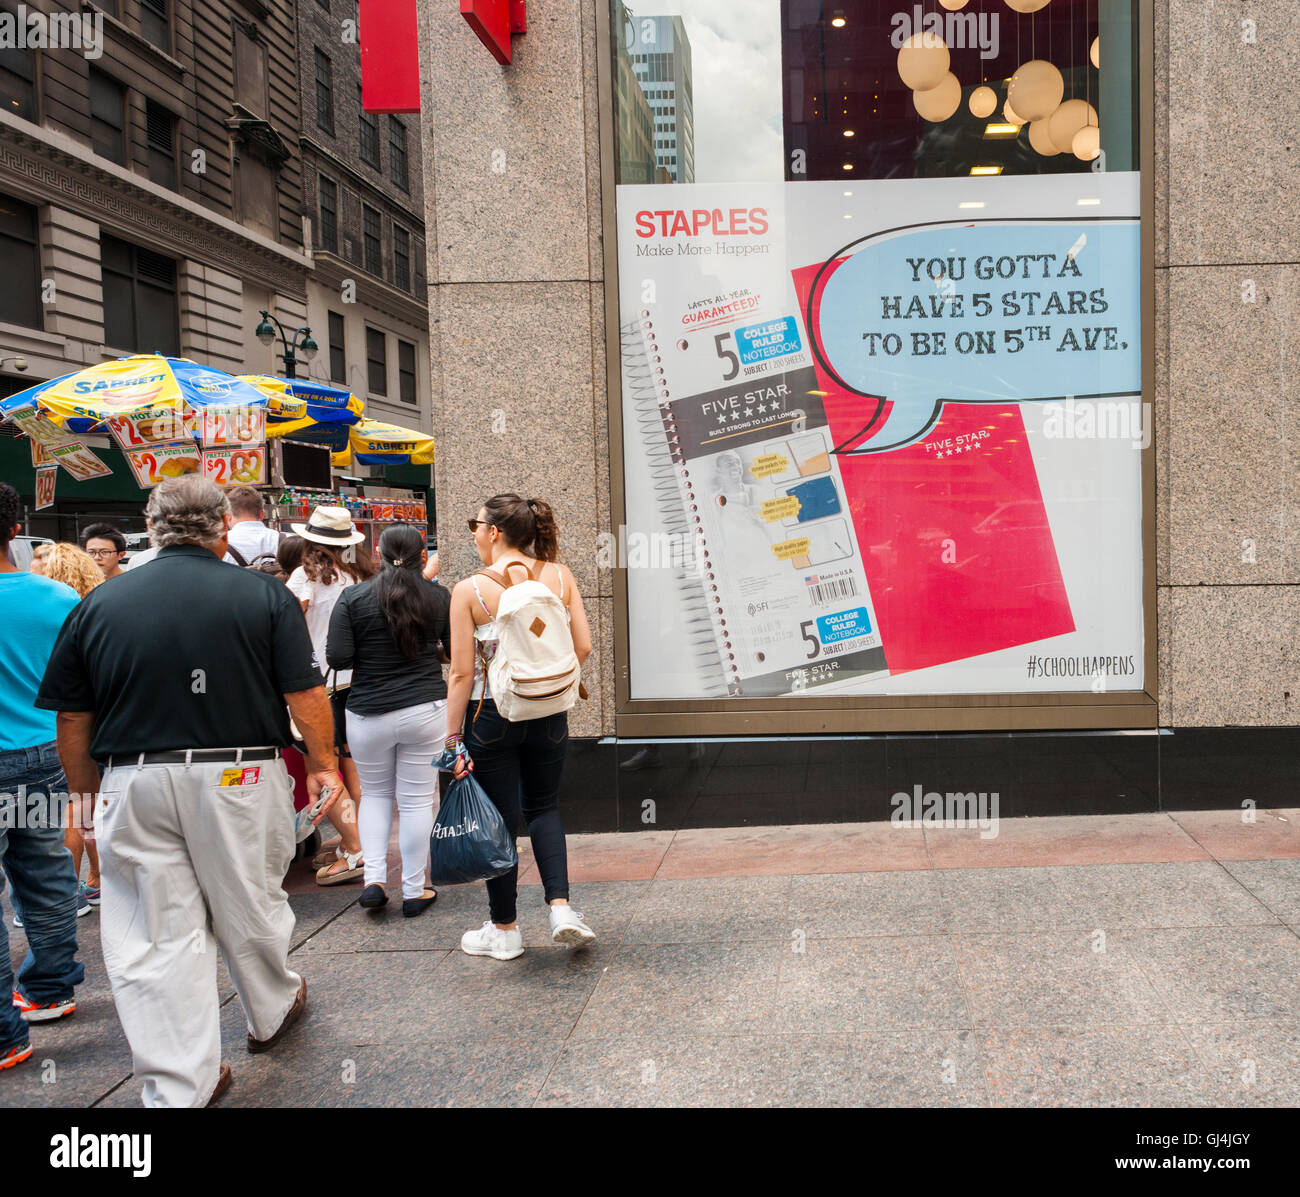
[{"xmin": 805, "ymin": 219, "xmax": 1141, "ymax": 453}]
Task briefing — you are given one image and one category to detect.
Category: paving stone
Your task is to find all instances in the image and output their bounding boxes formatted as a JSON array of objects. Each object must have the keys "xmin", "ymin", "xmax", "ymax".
[
  {"xmin": 1180, "ymin": 1021, "xmax": 1300, "ymax": 1107},
  {"xmin": 538, "ymin": 1030, "xmax": 985, "ymax": 1107},
  {"xmin": 623, "ymin": 876, "xmax": 792, "ymax": 944},
  {"xmin": 980, "ymin": 1026, "xmax": 1219, "ymax": 1108},
  {"xmin": 571, "ymin": 942, "xmax": 783, "ymax": 1040},
  {"xmin": 789, "ymin": 871, "xmax": 951, "ymax": 939},
  {"xmin": 776, "ymin": 936, "xmax": 969, "ymax": 1032},
  {"xmin": 1221, "ymin": 860, "xmax": 1300, "ymax": 924},
  {"xmin": 952, "ymin": 932, "xmax": 1171, "ymax": 1028},
  {"xmin": 1122, "ymin": 927, "xmax": 1300, "ymax": 1021}
]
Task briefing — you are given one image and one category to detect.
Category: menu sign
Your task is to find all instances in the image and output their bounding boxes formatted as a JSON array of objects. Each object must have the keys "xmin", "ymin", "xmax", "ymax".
[
  {"xmin": 124, "ymin": 443, "xmax": 203, "ymax": 488},
  {"xmin": 202, "ymin": 445, "xmax": 267, "ymax": 487}
]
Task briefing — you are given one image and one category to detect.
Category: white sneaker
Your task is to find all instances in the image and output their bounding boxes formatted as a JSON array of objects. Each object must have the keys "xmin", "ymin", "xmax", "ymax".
[
  {"xmin": 549, "ymin": 905, "xmax": 596, "ymax": 948},
  {"xmin": 461, "ymin": 920, "xmax": 524, "ymax": 961}
]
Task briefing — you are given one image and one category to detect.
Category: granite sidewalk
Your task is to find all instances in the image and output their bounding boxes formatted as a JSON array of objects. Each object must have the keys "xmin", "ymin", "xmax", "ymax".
[{"xmin": 3, "ymin": 807, "xmax": 1299, "ymax": 1107}]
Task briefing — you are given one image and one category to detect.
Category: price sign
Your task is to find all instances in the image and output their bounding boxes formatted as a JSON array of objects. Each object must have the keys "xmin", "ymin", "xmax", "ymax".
[
  {"xmin": 8, "ymin": 405, "xmax": 76, "ymax": 446},
  {"xmin": 124, "ymin": 443, "xmax": 203, "ymax": 488},
  {"xmin": 30, "ymin": 439, "xmax": 51, "ymax": 466},
  {"xmin": 201, "ymin": 405, "xmax": 266, "ymax": 448},
  {"xmin": 46, "ymin": 440, "xmax": 113, "ymax": 481},
  {"xmin": 35, "ymin": 467, "xmax": 56, "ymax": 510},
  {"xmin": 202, "ymin": 445, "xmax": 267, "ymax": 487},
  {"xmin": 105, "ymin": 407, "xmax": 188, "ymax": 449}
]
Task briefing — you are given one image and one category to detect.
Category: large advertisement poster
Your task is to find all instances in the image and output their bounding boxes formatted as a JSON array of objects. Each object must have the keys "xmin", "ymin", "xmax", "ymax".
[{"xmin": 618, "ymin": 172, "xmax": 1143, "ymax": 699}]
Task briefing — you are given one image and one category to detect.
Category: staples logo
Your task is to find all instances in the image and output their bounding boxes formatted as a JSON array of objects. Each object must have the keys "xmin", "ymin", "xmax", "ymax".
[{"xmin": 635, "ymin": 208, "xmax": 769, "ymax": 238}]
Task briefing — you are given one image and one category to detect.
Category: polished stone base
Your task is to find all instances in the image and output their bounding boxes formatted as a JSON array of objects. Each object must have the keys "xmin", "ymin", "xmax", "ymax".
[{"xmin": 558, "ymin": 727, "xmax": 1300, "ymax": 833}]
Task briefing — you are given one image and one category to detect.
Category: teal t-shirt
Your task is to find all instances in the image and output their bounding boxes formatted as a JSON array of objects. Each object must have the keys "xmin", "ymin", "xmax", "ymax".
[{"xmin": 0, "ymin": 571, "xmax": 79, "ymax": 750}]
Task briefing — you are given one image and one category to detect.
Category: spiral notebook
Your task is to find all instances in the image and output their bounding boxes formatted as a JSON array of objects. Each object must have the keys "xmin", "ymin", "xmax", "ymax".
[{"xmin": 622, "ymin": 315, "xmax": 889, "ymax": 698}]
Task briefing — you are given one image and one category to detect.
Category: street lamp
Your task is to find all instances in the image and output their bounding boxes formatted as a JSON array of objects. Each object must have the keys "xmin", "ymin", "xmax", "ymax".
[{"xmin": 254, "ymin": 310, "xmax": 318, "ymax": 380}]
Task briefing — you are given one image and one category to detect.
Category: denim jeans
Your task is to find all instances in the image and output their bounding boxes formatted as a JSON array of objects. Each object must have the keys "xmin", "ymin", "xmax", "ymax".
[
  {"xmin": 464, "ymin": 700, "xmax": 569, "ymax": 925},
  {"xmin": 0, "ymin": 742, "xmax": 85, "ymax": 1049}
]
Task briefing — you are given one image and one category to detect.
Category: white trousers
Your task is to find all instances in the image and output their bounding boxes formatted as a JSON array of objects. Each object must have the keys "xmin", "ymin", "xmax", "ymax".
[
  {"xmin": 95, "ymin": 756, "xmax": 301, "ymax": 1108},
  {"xmin": 346, "ymin": 700, "xmax": 444, "ymax": 899}
]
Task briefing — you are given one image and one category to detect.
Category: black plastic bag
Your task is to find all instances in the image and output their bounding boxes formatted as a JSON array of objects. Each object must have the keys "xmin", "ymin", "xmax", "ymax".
[{"xmin": 428, "ymin": 758, "xmax": 517, "ymax": 886}]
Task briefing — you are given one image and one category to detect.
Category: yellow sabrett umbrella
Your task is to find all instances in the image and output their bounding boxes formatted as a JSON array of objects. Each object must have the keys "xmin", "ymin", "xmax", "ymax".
[{"xmin": 333, "ymin": 418, "xmax": 435, "ymax": 467}]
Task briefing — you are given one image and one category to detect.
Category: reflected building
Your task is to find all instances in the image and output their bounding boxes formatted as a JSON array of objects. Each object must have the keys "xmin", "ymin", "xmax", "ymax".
[{"xmin": 625, "ymin": 13, "xmax": 695, "ymax": 183}]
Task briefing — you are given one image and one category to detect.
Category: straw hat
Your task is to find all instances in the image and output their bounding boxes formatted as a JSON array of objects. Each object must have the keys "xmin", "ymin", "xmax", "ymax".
[{"xmin": 292, "ymin": 505, "xmax": 365, "ymax": 546}]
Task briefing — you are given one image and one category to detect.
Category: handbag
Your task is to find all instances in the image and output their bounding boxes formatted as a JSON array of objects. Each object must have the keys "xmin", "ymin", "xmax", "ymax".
[{"xmin": 427, "ymin": 749, "xmax": 518, "ymax": 885}]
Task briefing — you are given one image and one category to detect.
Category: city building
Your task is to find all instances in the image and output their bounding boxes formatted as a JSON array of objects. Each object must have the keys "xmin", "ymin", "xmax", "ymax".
[
  {"xmin": 414, "ymin": 0, "xmax": 1298, "ymax": 828},
  {"xmin": 625, "ymin": 13, "xmax": 693, "ymax": 183},
  {"xmin": 0, "ymin": 0, "xmax": 431, "ymax": 539},
  {"xmin": 296, "ymin": 0, "xmax": 430, "ymax": 491},
  {"xmin": 0, "ymin": 0, "xmax": 310, "ymax": 536}
]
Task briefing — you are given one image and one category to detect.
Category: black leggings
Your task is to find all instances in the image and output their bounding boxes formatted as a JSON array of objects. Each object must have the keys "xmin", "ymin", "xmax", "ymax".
[{"xmin": 464, "ymin": 699, "xmax": 569, "ymax": 925}]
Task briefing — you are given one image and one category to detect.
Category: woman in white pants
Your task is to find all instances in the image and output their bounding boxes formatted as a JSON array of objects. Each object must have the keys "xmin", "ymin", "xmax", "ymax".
[{"xmin": 326, "ymin": 525, "xmax": 451, "ymax": 917}]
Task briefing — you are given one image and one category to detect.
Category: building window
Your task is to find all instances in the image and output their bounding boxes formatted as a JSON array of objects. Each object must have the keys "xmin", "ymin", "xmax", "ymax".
[
  {"xmin": 233, "ymin": 22, "xmax": 268, "ymax": 117},
  {"xmin": 0, "ymin": 10, "xmax": 37, "ymax": 123},
  {"xmin": 145, "ymin": 99, "xmax": 177, "ymax": 189},
  {"xmin": 100, "ymin": 235, "xmax": 178, "ymax": 355},
  {"xmin": 388, "ymin": 118, "xmax": 408, "ymax": 190},
  {"xmin": 0, "ymin": 193, "xmax": 41, "ymax": 329},
  {"xmin": 140, "ymin": 0, "xmax": 170, "ymax": 54},
  {"xmin": 328, "ymin": 310, "xmax": 346, "ymax": 383},
  {"xmin": 362, "ymin": 204, "xmax": 382, "ymax": 276},
  {"xmin": 318, "ymin": 174, "xmax": 337, "ymax": 253},
  {"xmin": 393, "ymin": 224, "xmax": 410, "ymax": 292},
  {"xmin": 358, "ymin": 86, "xmax": 379, "ymax": 169},
  {"xmin": 314, "ymin": 49, "xmax": 334, "ymax": 135},
  {"xmin": 89, "ymin": 70, "xmax": 126, "ymax": 165},
  {"xmin": 398, "ymin": 339, "xmax": 416, "ymax": 405},
  {"xmin": 365, "ymin": 327, "xmax": 386, "ymax": 396}
]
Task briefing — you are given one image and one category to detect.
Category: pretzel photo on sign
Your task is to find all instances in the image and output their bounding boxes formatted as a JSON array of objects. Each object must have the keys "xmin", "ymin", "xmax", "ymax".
[{"xmin": 230, "ymin": 449, "xmax": 262, "ymax": 484}]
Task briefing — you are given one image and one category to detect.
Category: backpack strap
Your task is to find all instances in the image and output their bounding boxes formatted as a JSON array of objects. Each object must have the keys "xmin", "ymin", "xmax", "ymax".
[
  {"xmin": 226, "ymin": 544, "xmax": 249, "ymax": 567},
  {"xmin": 475, "ymin": 567, "xmax": 512, "ymax": 589}
]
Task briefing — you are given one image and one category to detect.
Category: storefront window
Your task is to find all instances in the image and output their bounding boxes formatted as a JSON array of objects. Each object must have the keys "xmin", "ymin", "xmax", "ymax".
[{"xmin": 611, "ymin": 1, "xmax": 1144, "ymax": 707}]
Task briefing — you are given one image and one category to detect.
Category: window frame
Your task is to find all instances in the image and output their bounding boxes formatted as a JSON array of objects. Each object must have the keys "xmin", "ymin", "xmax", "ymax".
[
  {"xmin": 361, "ymin": 203, "xmax": 382, "ymax": 277},
  {"xmin": 100, "ymin": 234, "xmax": 179, "ymax": 356},
  {"xmin": 0, "ymin": 192, "xmax": 43, "ymax": 329},
  {"xmin": 89, "ymin": 68, "xmax": 127, "ymax": 166},
  {"xmin": 365, "ymin": 326, "xmax": 387, "ymax": 396},
  {"xmin": 318, "ymin": 173, "xmax": 338, "ymax": 253},
  {"xmin": 358, "ymin": 85, "xmax": 380, "ymax": 170},
  {"xmin": 314, "ymin": 49, "xmax": 335, "ymax": 136}
]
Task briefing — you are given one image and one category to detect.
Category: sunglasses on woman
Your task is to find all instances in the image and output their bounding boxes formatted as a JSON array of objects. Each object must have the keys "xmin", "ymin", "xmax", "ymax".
[{"xmin": 467, "ymin": 519, "xmax": 489, "ymax": 532}]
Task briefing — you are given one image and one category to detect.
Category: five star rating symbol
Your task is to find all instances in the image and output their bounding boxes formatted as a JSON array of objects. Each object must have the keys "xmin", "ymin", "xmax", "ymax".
[{"xmin": 935, "ymin": 443, "xmax": 980, "ymax": 456}]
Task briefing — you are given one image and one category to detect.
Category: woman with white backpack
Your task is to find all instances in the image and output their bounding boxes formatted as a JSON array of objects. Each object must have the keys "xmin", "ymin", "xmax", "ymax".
[{"xmin": 444, "ymin": 493, "xmax": 595, "ymax": 960}]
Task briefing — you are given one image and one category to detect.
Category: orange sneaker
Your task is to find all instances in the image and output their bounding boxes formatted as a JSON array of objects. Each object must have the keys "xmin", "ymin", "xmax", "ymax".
[{"xmin": 1, "ymin": 1041, "xmax": 33, "ymax": 1071}]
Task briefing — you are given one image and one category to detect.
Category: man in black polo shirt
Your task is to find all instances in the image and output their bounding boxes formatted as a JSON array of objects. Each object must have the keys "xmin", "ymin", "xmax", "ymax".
[{"xmin": 37, "ymin": 475, "xmax": 349, "ymax": 1108}]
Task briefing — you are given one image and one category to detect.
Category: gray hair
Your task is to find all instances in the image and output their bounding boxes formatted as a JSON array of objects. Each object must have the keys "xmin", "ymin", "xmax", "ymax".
[{"xmin": 144, "ymin": 475, "xmax": 231, "ymax": 549}]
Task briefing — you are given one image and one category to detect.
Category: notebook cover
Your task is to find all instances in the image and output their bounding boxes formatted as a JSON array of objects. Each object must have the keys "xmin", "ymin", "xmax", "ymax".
[{"xmin": 791, "ymin": 259, "xmax": 1075, "ymax": 675}]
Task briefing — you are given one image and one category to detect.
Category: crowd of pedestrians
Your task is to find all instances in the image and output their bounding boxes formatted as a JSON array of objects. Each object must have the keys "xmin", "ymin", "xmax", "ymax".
[{"xmin": 0, "ymin": 474, "xmax": 594, "ymax": 1106}]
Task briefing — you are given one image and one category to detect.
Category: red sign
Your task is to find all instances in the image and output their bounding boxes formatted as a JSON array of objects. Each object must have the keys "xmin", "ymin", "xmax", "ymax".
[
  {"xmin": 359, "ymin": 0, "xmax": 421, "ymax": 113},
  {"xmin": 460, "ymin": 0, "xmax": 527, "ymax": 66}
]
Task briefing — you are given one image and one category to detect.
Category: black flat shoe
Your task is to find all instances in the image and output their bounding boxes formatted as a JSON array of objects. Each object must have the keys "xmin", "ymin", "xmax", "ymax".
[
  {"xmin": 402, "ymin": 890, "xmax": 437, "ymax": 918},
  {"xmin": 358, "ymin": 884, "xmax": 388, "ymax": 909}
]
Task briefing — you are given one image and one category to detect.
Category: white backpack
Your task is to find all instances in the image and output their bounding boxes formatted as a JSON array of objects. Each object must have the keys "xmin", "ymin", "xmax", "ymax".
[{"xmin": 476, "ymin": 563, "xmax": 583, "ymax": 723}]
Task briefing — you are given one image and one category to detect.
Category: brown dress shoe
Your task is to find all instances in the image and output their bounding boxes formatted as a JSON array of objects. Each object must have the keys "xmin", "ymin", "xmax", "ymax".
[
  {"xmin": 248, "ymin": 977, "xmax": 307, "ymax": 1054},
  {"xmin": 207, "ymin": 1062, "xmax": 232, "ymax": 1106}
]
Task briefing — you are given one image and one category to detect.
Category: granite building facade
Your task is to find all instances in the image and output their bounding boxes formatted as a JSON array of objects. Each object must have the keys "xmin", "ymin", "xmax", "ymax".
[{"xmin": 415, "ymin": 1, "xmax": 1298, "ymax": 829}]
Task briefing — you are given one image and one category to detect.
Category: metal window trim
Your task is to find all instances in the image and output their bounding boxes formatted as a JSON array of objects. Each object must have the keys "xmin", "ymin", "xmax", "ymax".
[{"xmin": 595, "ymin": 0, "xmax": 1159, "ymax": 737}]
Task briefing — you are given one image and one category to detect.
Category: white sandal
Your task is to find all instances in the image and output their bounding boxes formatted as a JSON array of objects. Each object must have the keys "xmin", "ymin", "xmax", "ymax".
[{"xmin": 316, "ymin": 847, "xmax": 363, "ymax": 886}]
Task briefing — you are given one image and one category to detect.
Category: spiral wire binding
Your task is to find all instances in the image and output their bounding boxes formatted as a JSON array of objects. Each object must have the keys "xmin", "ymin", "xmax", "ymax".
[{"xmin": 622, "ymin": 317, "xmax": 729, "ymax": 697}]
